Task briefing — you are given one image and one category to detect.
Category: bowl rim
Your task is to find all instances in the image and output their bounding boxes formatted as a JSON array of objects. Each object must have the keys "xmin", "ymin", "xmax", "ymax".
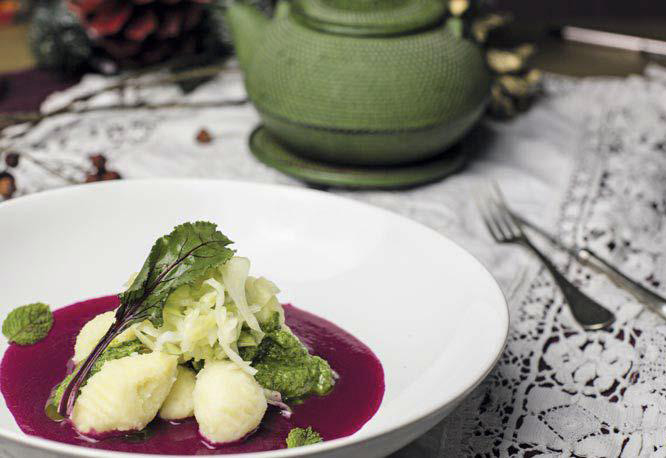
[{"xmin": 0, "ymin": 178, "xmax": 509, "ymax": 457}]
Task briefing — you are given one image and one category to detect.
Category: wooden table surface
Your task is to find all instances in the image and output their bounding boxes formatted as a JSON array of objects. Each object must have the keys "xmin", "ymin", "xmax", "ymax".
[{"xmin": 0, "ymin": 24, "xmax": 33, "ymax": 73}]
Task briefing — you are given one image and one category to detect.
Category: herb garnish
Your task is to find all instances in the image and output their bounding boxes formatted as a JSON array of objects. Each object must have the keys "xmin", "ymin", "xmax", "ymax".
[
  {"xmin": 58, "ymin": 221, "xmax": 234, "ymax": 417},
  {"xmin": 2, "ymin": 302, "xmax": 53, "ymax": 345},
  {"xmin": 286, "ymin": 427, "xmax": 323, "ymax": 448},
  {"xmin": 244, "ymin": 329, "xmax": 335, "ymax": 401}
]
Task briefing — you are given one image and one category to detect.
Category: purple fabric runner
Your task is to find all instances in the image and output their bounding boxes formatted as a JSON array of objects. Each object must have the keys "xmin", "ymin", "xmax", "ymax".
[{"xmin": 0, "ymin": 68, "xmax": 78, "ymax": 112}]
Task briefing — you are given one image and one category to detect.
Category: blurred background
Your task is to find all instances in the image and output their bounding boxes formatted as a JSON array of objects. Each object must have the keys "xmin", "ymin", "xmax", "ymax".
[
  {"xmin": 494, "ymin": 0, "xmax": 666, "ymax": 76},
  {"xmin": 2, "ymin": 0, "xmax": 666, "ymax": 195},
  {"xmin": 2, "ymin": 0, "xmax": 666, "ymax": 76}
]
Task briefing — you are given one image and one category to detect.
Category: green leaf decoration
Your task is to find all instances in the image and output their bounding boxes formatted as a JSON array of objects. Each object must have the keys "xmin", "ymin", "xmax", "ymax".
[
  {"xmin": 118, "ymin": 221, "xmax": 234, "ymax": 327},
  {"xmin": 58, "ymin": 221, "xmax": 235, "ymax": 417},
  {"xmin": 286, "ymin": 427, "xmax": 323, "ymax": 448},
  {"xmin": 2, "ymin": 302, "xmax": 53, "ymax": 345}
]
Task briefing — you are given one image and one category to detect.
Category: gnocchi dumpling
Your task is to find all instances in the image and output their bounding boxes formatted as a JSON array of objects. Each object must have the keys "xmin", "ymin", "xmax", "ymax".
[
  {"xmin": 71, "ymin": 351, "xmax": 177, "ymax": 435},
  {"xmin": 73, "ymin": 311, "xmax": 136, "ymax": 364},
  {"xmin": 159, "ymin": 365, "xmax": 196, "ymax": 420},
  {"xmin": 193, "ymin": 361, "xmax": 267, "ymax": 444}
]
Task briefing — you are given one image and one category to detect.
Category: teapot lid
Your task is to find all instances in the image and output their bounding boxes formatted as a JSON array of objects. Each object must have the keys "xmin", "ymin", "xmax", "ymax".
[{"xmin": 291, "ymin": 0, "xmax": 448, "ymax": 36}]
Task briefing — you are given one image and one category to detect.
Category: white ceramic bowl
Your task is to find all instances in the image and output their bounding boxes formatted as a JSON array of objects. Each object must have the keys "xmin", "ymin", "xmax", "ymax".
[{"xmin": 0, "ymin": 179, "xmax": 507, "ymax": 458}]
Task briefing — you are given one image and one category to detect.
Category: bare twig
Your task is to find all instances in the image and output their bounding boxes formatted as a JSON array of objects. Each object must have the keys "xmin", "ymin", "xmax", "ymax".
[
  {"xmin": 0, "ymin": 63, "xmax": 237, "ymax": 129},
  {"xmin": 0, "ymin": 98, "xmax": 248, "ymax": 126},
  {"xmin": 26, "ymin": 158, "xmax": 79, "ymax": 184},
  {"xmin": 65, "ymin": 63, "xmax": 234, "ymax": 106},
  {"xmin": 0, "ymin": 61, "xmax": 245, "ymax": 190},
  {"xmin": 14, "ymin": 151, "xmax": 80, "ymax": 184}
]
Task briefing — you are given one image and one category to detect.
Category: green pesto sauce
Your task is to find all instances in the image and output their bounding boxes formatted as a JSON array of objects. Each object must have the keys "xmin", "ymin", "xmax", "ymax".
[{"xmin": 247, "ymin": 329, "xmax": 335, "ymax": 401}]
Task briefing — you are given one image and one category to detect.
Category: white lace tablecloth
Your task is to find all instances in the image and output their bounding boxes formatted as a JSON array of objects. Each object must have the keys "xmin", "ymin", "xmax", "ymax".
[{"xmin": 4, "ymin": 63, "xmax": 666, "ymax": 457}]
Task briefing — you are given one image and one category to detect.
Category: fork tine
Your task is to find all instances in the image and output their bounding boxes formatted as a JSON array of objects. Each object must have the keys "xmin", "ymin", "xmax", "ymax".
[
  {"xmin": 490, "ymin": 200, "xmax": 513, "ymax": 240},
  {"xmin": 480, "ymin": 189, "xmax": 513, "ymax": 242},
  {"xmin": 489, "ymin": 183, "xmax": 522, "ymax": 238},
  {"xmin": 480, "ymin": 186, "xmax": 509, "ymax": 239},
  {"xmin": 476, "ymin": 195, "xmax": 494, "ymax": 237},
  {"xmin": 476, "ymin": 193, "xmax": 503, "ymax": 242},
  {"xmin": 495, "ymin": 200, "xmax": 519, "ymax": 238},
  {"xmin": 490, "ymin": 181, "xmax": 508, "ymax": 207}
]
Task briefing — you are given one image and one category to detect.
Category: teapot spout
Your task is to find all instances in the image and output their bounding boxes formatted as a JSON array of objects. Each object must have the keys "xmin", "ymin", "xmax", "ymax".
[{"xmin": 225, "ymin": 2, "xmax": 272, "ymax": 72}]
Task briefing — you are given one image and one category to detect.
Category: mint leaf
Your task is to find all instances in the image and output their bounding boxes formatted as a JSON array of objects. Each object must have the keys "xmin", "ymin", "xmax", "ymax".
[
  {"xmin": 58, "ymin": 221, "xmax": 234, "ymax": 417},
  {"xmin": 2, "ymin": 302, "xmax": 53, "ymax": 345},
  {"xmin": 286, "ymin": 427, "xmax": 323, "ymax": 448}
]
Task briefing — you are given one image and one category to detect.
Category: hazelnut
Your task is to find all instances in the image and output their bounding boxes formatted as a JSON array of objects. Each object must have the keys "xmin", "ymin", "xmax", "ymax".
[
  {"xmin": 0, "ymin": 171, "xmax": 16, "ymax": 199},
  {"xmin": 196, "ymin": 129, "xmax": 213, "ymax": 144}
]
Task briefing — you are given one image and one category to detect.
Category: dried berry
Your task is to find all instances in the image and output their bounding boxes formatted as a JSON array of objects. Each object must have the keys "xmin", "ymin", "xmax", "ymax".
[
  {"xmin": 0, "ymin": 171, "xmax": 16, "ymax": 199},
  {"xmin": 4, "ymin": 152, "xmax": 20, "ymax": 168},
  {"xmin": 101, "ymin": 171, "xmax": 122, "ymax": 181},
  {"xmin": 196, "ymin": 129, "xmax": 213, "ymax": 144},
  {"xmin": 89, "ymin": 154, "xmax": 107, "ymax": 172}
]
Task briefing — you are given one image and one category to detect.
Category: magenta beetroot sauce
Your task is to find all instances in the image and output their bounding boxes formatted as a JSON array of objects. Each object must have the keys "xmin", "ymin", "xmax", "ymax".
[{"xmin": 0, "ymin": 296, "xmax": 384, "ymax": 454}]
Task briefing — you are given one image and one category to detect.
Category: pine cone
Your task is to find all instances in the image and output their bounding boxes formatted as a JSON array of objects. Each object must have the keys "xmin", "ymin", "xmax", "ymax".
[{"xmin": 67, "ymin": 0, "xmax": 211, "ymax": 66}]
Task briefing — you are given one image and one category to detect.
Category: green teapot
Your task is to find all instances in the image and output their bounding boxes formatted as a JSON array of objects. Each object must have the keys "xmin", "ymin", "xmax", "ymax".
[{"xmin": 226, "ymin": 0, "xmax": 490, "ymax": 166}]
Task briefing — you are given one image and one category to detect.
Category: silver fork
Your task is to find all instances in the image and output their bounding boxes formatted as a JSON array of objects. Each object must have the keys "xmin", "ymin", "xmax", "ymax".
[{"xmin": 477, "ymin": 186, "xmax": 616, "ymax": 331}]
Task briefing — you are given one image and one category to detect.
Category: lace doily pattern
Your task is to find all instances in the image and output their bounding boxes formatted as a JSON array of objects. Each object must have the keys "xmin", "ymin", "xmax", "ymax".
[
  {"xmin": 3, "ymin": 66, "xmax": 666, "ymax": 458},
  {"xmin": 441, "ymin": 70, "xmax": 666, "ymax": 458}
]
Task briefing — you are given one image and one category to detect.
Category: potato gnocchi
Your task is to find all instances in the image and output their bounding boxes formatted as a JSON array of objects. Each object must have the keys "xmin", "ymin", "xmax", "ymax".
[
  {"xmin": 73, "ymin": 311, "xmax": 136, "ymax": 364},
  {"xmin": 193, "ymin": 361, "xmax": 267, "ymax": 444},
  {"xmin": 49, "ymin": 224, "xmax": 336, "ymax": 447},
  {"xmin": 71, "ymin": 351, "xmax": 177, "ymax": 434},
  {"xmin": 159, "ymin": 365, "xmax": 196, "ymax": 421}
]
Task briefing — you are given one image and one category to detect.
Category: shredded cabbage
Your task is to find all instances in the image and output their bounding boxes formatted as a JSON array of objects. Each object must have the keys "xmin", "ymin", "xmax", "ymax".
[
  {"xmin": 221, "ymin": 257, "xmax": 264, "ymax": 340},
  {"xmin": 131, "ymin": 256, "xmax": 285, "ymax": 375}
]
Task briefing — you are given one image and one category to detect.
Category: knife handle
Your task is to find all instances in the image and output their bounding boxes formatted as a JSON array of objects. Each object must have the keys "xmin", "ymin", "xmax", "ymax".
[{"xmin": 578, "ymin": 248, "xmax": 666, "ymax": 321}]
